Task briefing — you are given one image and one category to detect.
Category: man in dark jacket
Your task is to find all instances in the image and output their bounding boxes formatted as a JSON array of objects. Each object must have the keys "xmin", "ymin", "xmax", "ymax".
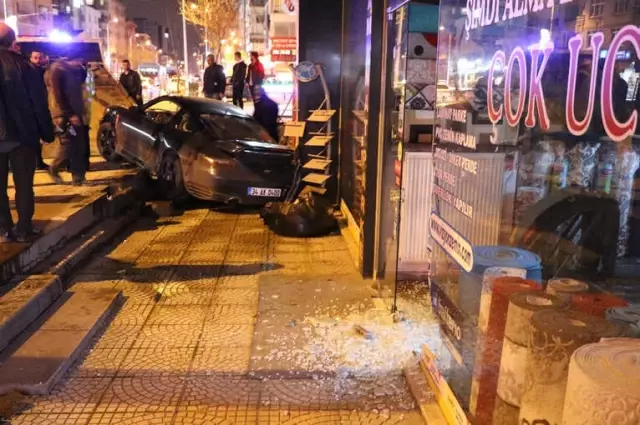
[
  {"xmin": 203, "ymin": 54, "xmax": 226, "ymax": 100},
  {"xmin": 0, "ymin": 24, "xmax": 54, "ymax": 242},
  {"xmin": 246, "ymin": 52, "xmax": 265, "ymax": 100},
  {"xmin": 231, "ymin": 52, "xmax": 247, "ymax": 108},
  {"xmin": 253, "ymin": 86, "xmax": 279, "ymax": 142},
  {"xmin": 119, "ymin": 59, "xmax": 142, "ymax": 105},
  {"xmin": 29, "ymin": 50, "xmax": 50, "ymax": 170},
  {"xmin": 46, "ymin": 55, "xmax": 90, "ymax": 186}
]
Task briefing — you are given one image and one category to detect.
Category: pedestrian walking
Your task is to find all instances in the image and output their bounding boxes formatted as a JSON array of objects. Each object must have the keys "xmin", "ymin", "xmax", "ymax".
[
  {"xmin": 231, "ymin": 52, "xmax": 247, "ymax": 109},
  {"xmin": 0, "ymin": 24, "xmax": 54, "ymax": 243},
  {"xmin": 253, "ymin": 86, "xmax": 280, "ymax": 143},
  {"xmin": 119, "ymin": 59, "xmax": 143, "ymax": 105},
  {"xmin": 203, "ymin": 54, "xmax": 226, "ymax": 100},
  {"xmin": 246, "ymin": 52, "xmax": 265, "ymax": 100},
  {"xmin": 29, "ymin": 50, "xmax": 51, "ymax": 171},
  {"xmin": 46, "ymin": 55, "xmax": 90, "ymax": 186}
]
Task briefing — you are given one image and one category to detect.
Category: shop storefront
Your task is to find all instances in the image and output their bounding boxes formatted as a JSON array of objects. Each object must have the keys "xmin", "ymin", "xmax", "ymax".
[{"xmin": 418, "ymin": 0, "xmax": 640, "ymax": 422}]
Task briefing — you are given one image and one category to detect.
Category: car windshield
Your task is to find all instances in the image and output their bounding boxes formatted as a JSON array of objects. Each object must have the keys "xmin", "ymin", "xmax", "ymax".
[{"xmin": 199, "ymin": 113, "xmax": 273, "ymax": 142}]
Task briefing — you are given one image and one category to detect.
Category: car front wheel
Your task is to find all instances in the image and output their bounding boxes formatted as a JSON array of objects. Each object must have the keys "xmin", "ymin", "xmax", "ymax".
[
  {"xmin": 159, "ymin": 153, "xmax": 189, "ymax": 203},
  {"xmin": 96, "ymin": 122, "xmax": 120, "ymax": 162}
]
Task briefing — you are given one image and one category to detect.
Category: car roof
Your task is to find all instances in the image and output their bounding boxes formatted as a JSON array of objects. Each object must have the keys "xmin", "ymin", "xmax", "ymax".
[{"xmin": 162, "ymin": 96, "xmax": 251, "ymax": 118}]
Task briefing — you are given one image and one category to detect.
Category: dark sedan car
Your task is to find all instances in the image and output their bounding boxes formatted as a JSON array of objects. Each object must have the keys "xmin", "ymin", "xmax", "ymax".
[{"xmin": 97, "ymin": 96, "xmax": 295, "ymax": 204}]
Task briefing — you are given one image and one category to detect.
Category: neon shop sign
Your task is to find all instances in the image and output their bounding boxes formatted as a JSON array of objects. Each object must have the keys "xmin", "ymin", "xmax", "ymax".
[{"xmin": 483, "ymin": 26, "xmax": 640, "ymax": 143}]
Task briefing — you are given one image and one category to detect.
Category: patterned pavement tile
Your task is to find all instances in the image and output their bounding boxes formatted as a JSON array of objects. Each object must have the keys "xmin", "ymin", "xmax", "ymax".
[
  {"xmin": 181, "ymin": 376, "xmax": 261, "ymax": 407},
  {"xmin": 260, "ymin": 378, "xmax": 416, "ymax": 412},
  {"xmin": 199, "ymin": 324, "xmax": 254, "ymax": 347},
  {"xmin": 117, "ymin": 347, "xmax": 196, "ymax": 376},
  {"xmin": 111, "ymin": 282, "xmax": 164, "ymax": 304},
  {"xmin": 9, "ymin": 412, "xmax": 92, "ymax": 424},
  {"xmin": 146, "ymin": 306, "xmax": 207, "ymax": 326},
  {"xmin": 159, "ymin": 282, "xmax": 215, "ymax": 306},
  {"xmin": 215, "ymin": 276, "xmax": 259, "ymax": 290},
  {"xmin": 185, "ymin": 242, "xmax": 231, "ymax": 253},
  {"xmin": 69, "ymin": 348, "xmax": 130, "ymax": 378},
  {"xmin": 171, "ymin": 266, "xmax": 222, "ymax": 282},
  {"xmin": 173, "ymin": 406, "xmax": 258, "ymax": 425},
  {"xmin": 95, "ymin": 376, "xmax": 186, "ymax": 414},
  {"xmin": 179, "ymin": 250, "xmax": 227, "ymax": 265},
  {"xmin": 190, "ymin": 346, "xmax": 251, "ymax": 375},
  {"xmin": 117, "ymin": 267, "xmax": 175, "ymax": 284},
  {"xmin": 92, "ymin": 325, "xmax": 143, "ymax": 350},
  {"xmin": 88, "ymin": 411, "xmax": 177, "ymax": 424},
  {"xmin": 225, "ymin": 250, "xmax": 267, "ymax": 263},
  {"xmin": 207, "ymin": 304, "xmax": 257, "ymax": 325},
  {"xmin": 256, "ymin": 410, "xmax": 424, "ymax": 425},
  {"xmin": 210, "ymin": 289, "xmax": 259, "ymax": 306},
  {"xmin": 133, "ymin": 324, "xmax": 202, "ymax": 349},
  {"xmin": 220, "ymin": 262, "xmax": 268, "ymax": 277},
  {"xmin": 22, "ymin": 377, "xmax": 112, "ymax": 415},
  {"xmin": 110, "ymin": 303, "xmax": 155, "ymax": 327}
]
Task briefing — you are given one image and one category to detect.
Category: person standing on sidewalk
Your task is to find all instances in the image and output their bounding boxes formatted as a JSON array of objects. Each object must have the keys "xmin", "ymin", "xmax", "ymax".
[
  {"xmin": 0, "ymin": 24, "xmax": 54, "ymax": 243},
  {"xmin": 203, "ymin": 54, "xmax": 226, "ymax": 100},
  {"xmin": 231, "ymin": 52, "xmax": 247, "ymax": 109},
  {"xmin": 46, "ymin": 55, "xmax": 90, "ymax": 186},
  {"xmin": 119, "ymin": 59, "xmax": 143, "ymax": 106},
  {"xmin": 253, "ymin": 86, "xmax": 279, "ymax": 143},
  {"xmin": 246, "ymin": 52, "xmax": 265, "ymax": 100},
  {"xmin": 29, "ymin": 50, "xmax": 51, "ymax": 171}
]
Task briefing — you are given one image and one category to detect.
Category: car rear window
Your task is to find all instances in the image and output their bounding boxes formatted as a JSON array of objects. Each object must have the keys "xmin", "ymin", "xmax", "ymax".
[{"xmin": 199, "ymin": 113, "xmax": 273, "ymax": 142}]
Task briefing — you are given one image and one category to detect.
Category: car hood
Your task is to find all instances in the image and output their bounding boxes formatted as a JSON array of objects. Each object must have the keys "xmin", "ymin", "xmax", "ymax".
[{"xmin": 198, "ymin": 139, "xmax": 293, "ymax": 157}]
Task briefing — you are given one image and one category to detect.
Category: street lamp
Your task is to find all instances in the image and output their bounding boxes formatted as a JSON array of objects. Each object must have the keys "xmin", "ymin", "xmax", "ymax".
[{"xmin": 182, "ymin": 0, "xmax": 189, "ymax": 81}]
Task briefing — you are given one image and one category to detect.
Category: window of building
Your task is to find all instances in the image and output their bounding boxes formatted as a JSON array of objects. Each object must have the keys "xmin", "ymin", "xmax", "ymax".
[
  {"xmin": 274, "ymin": 22, "xmax": 295, "ymax": 37},
  {"xmin": 590, "ymin": 0, "xmax": 605, "ymax": 16},
  {"xmin": 614, "ymin": 0, "xmax": 629, "ymax": 13},
  {"xmin": 612, "ymin": 28, "xmax": 621, "ymax": 40}
]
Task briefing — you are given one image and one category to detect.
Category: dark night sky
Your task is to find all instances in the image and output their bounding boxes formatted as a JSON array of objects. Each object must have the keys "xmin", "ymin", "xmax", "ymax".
[{"xmin": 122, "ymin": 0, "xmax": 200, "ymax": 58}]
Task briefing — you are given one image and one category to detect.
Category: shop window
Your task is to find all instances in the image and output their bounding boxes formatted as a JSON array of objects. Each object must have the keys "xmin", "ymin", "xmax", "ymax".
[
  {"xmin": 590, "ymin": 0, "xmax": 605, "ymax": 16},
  {"xmin": 615, "ymin": 0, "xmax": 629, "ymax": 14}
]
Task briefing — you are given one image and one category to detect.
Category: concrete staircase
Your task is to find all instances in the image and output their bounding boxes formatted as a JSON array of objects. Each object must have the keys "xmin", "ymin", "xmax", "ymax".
[
  {"xmin": 0, "ymin": 286, "xmax": 122, "ymax": 395},
  {"xmin": 0, "ymin": 170, "xmax": 148, "ymax": 399}
]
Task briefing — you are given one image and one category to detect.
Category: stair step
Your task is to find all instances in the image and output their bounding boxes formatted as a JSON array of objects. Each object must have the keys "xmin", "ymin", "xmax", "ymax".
[
  {"xmin": 303, "ymin": 159, "xmax": 332, "ymax": 171},
  {"xmin": 302, "ymin": 173, "xmax": 331, "ymax": 185},
  {"xmin": 305, "ymin": 135, "xmax": 333, "ymax": 147},
  {"xmin": 0, "ymin": 275, "xmax": 62, "ymax": 353},
  {"xmin": 299, "ymin": 186, "xmax": 328, "ymax": 196},
  {"xmin": 0, "ymin": 287, "xmax": 122, "ymax": 395}
]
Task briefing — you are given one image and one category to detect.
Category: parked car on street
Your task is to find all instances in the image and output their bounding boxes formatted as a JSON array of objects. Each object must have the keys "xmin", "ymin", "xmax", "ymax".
[{"xmin": 97, "ymin": 96, "xmax": 295, "ymax": 204}]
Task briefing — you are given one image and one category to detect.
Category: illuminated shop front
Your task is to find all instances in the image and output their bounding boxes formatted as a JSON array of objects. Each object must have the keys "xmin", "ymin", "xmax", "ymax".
[{"xmin": 417, "ymin": 0, "xmax": 640, "ymax": 422}]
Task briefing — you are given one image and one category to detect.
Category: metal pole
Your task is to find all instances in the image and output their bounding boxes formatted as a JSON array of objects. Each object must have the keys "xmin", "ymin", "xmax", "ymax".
[
  {"xmin": 2, "ymin": 0, "xmax": 7, "ymax": 20},
  {"xmin": 182, "ymin": 0, "xmax": 189, "ymax": 81}
]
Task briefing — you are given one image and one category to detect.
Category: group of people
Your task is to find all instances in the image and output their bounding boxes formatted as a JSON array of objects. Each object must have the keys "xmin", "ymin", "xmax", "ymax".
[
  {"xmin": 0, "ymin": 23, "xmax": 89, "ymax": 243},
  {"xmin": 203, "ymin": 51, "xmax": 279, "ymax": 142},
  {"xmin": 202, "ymin": 51, "xmax": 265, "ymax": 106}
]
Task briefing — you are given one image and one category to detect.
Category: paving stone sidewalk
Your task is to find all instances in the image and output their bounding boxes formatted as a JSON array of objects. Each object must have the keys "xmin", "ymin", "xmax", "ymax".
[{"xmin": 7, "ymin": 207, "xmax": 432, "ymax": 425}]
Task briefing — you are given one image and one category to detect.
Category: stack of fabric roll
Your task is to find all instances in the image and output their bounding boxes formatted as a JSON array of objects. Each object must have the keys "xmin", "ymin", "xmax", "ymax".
[
  {"xmin": 493, "ymin": 292, "xmax": 565, "ymax": 424},
  {"xmin": 571, "ymin": 293, "xmax": 628, "ymax": 317},
  {"xmin": 545, "ymin": 278, "xmax": 589, "ymax": 302},
  {"xmin": 470, "ymin": 277, "xmax": 539, "ymax": 424},
  {"xmin": 562, "ymin": 338, "xmax": 640, "ymax": 425},
  {"xmin": 460, "ymin": 247, "xmax": 542, "ymax": 419},
  {"xmin": 605, "ymin": 305, "xmax": 640, "ymax": 337},
  {"xmin": 518, "ymin": 310, "xmax": 618, "ymax": 425},
  {"xmin": 459, "ymin": 246, "xmax": 542, "ymax": 318}
]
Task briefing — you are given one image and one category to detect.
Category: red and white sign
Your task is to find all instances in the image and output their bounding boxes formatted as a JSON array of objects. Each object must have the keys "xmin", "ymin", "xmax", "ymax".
[
  {"xmin": 281, "ymin": 0, "xmax": 296, "ymax": 15},
  {"xmin": 271, "ymin": 37, "xmax": 297, "ymax": 63}
]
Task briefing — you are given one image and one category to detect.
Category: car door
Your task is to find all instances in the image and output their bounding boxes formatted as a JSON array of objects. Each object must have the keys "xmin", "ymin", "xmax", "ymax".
[{"xmin": 117, "ymin": 99, "xmax": 182, "ymax": 169}]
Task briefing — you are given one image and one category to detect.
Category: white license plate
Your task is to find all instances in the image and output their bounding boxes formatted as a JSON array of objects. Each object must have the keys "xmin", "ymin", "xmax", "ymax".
[{"xmin": 248, "ymin": 187, "xmax": 282, "ymax": 197}]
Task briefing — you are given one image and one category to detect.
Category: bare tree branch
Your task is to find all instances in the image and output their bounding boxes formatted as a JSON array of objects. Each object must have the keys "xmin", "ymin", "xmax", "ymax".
[{"xmin": 179, "ymin": 0, "xmax": 239, "ymax": 61}]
